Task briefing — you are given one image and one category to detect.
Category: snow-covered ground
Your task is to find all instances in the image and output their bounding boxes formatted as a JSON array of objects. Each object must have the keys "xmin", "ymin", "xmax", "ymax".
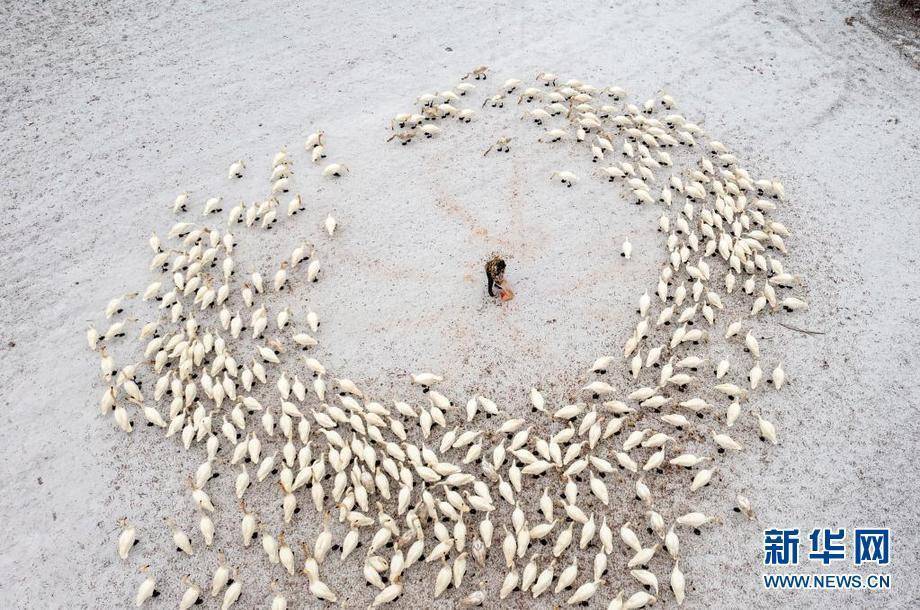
[{"xmin": 1, "ymin": 0, "xmax": 918, "ymax": 608}]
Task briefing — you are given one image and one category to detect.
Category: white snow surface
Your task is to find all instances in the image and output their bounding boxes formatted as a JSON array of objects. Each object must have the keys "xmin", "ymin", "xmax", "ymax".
[{"xmin": 1, "ymin": 0, "xmax": 919, "ymax": 608}]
